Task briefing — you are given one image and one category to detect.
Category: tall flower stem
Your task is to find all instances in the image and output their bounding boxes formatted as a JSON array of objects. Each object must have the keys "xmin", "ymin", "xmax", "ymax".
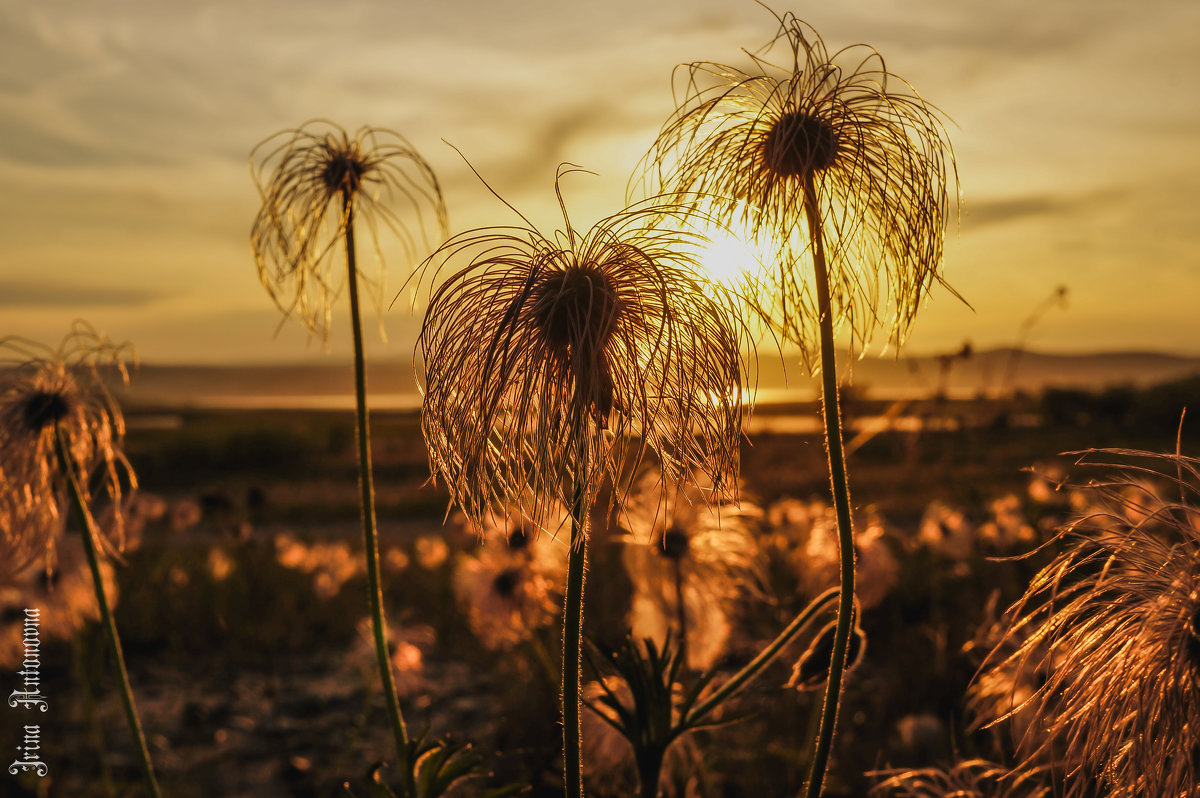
[
  {"xmin": 801, "ymin": 176, "xmax": 857, "ymax": 798},
  {"xmin": 54, "ymin": 427, "xmax": 162, "ymax": 798},
  {"xmin": 344, "ymin": 197, "xmax": 413, "ymax": 792},
  {"xmin": 563, "ymin": 412, "xmax": 590, "ymax": 798}
]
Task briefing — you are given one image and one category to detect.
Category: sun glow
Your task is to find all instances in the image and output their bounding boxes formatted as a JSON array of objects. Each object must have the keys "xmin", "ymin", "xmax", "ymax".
[{"xmin": 698, "ymin": 226, "xmax": 763, "ymax": 288}]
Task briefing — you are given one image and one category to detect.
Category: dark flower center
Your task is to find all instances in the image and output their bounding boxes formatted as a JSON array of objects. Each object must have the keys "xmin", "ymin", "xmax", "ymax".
[
  {"xmin": 493, "ymin": 567, "xmax": 522, "ymax": 598},
  {"xmin": 530, "ymin": 264, "xmax": 622, "ymax": 423},
  {"xmin": 21, "ymin": 390, "xmax": 70, "ymax": 432},
  {"xmin": 321, "ymin": 149, "xmax": 368, "ymax": 196},
  {"xmin": 762, "ymin": 111, "xmax": 839, "ymax": 178},
  {"xmin": 531, "ymin": 265, "xmax": 621, "ymax": 352},
  {"xmin": 660, "ymin": 524, "xmax": 691, "ymax": 561}
]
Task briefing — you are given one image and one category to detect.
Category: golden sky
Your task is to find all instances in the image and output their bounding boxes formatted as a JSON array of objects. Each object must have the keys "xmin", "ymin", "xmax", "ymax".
[{"xmin": 1, "ymin": 0, "xmax": 1198, "ymax": 364}]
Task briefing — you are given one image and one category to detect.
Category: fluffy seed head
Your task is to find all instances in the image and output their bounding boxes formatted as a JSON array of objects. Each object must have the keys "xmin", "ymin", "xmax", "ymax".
[
  {"xmin": 975, "ymin": 449, "xmax": 1200, "ymax": 797},
  {"xmin": 250, "ymin": 120, "xmax": 448, "ymax": 339},
  {"xmin": 418, "ymin": 171, "xmax": 749, "ymax": 534},
  {"xmin": 0, "ymin": 322, "xmax": 136, "ymax": 582},
  {"xmin": 637, "ymin": 10, "xmax": 959, "ymax": 366}
]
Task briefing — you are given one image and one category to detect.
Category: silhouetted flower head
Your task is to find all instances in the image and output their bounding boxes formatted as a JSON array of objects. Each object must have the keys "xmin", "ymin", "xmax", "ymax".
[
  {"xmin": 418, "ymin": 169, "xmax": 747, "ymax": 536},
  {"xmin": 639, "ymin": 10, "xmax": 958, "ymax": 364},
  {"xmin": 0, "ymin": 323, "xmax": 135, "ymax": 581},
  {"xmin": 870, "ymin": 759, "xmax": 1048, "ymax": 797},
  {"xmin": 250, "ymin": 120, "xmax": 448, "ymax": 338},
  {"xmin": 976, "ymin": 449, "xmax": 1200, "ymax": 797}
]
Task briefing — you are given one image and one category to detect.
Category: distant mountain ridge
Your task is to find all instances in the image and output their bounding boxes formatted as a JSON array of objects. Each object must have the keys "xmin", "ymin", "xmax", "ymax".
[{"xmin": 111, "ymin": 348, "xmax": 1200, "ymax": 409}]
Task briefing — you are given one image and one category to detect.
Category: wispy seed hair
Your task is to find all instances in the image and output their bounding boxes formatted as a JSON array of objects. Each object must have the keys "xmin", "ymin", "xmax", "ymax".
[{"xmin": 418, "ymin": 169, "xmax": 749, "ymax": 537}]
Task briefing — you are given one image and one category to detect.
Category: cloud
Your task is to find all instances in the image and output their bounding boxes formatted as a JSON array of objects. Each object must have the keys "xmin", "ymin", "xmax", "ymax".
[
  {"xmin": 964, "ymin": 188, "xmax": 1128, "ymax": 230},
  {"xmin": 0, "ymin": 278, "xmax": 166, "ymax": 309}
]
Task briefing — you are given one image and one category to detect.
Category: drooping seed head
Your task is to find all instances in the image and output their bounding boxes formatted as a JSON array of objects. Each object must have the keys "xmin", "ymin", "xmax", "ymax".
[
  {"xmin": 762, "ymin": 111, "xmax": 839, "ymax": 178},
  {"xmin": 250, "ymin": 121, "xmax": 448, "ymax": 340},
  {"xmin": 0, "ymin": 322, "xmax": 135, "ymax": 580}
]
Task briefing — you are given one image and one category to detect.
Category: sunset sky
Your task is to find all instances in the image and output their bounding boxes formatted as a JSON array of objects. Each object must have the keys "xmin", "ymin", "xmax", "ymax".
[{"xmin": 2, "ymin": 0, "xmax": 1197, "ymax": 365}]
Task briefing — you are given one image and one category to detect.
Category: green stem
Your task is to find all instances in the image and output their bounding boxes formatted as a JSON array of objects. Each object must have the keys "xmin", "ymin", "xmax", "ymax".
[
  {"xmin": 563, "ymin": 417, "xmax": 590, "ymax": 798},
  {"xmin": 344, "ymin": 198, "xmax": 413, "ymax": 792},
  {"xmin": 801, "ymin": 176, "xmax": 858, "ymax": 798},
  {"xmin": 684, "ymin": 587, "xmax": 838, "ymax": 727},
  {"xmin": 55, "ymin": 428, "xmax": 162, "ymax": 798}
]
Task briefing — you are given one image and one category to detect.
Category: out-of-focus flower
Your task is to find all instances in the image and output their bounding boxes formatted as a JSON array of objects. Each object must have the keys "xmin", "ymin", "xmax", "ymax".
[
  {"xmin": 637, "ymin": 9, "xmax": 957, "ymax": 362},
  {"xmin": 273, "ymin": 531, "xmax": 364, "ymax": 598},
  {"xmin": 418, "ymin": 171, "xmax": 747, "ymax": 536},
  {"xmin": 250, "ymin": 120, "xmax": 447, "ymax": 339},
  {"xmin": 207, "ymin": 548, "xmax": 236, "ymax": 582},
  {"xmin": 0, "ymin": 323, "xmax": 135, "ymax": 581},
  {"xmin": 345, "ymin": 617, "xmax": 435, "ymax": 699},
  {"xmin": 795, "ymin": 505, "xmax": 898, "ymax": 610},
  {"xmin": 918, "ymin": 500, "xmax": 975, "ymax": 562},
  {"xmin": 453, "ymin": 547, "xmax": 560, "ymax": 651},
  {"xmin": 976, "ymin": 450, "xmax": 1200, "ymax": 797},
  {"xmin": 621, "ymin": 471, "xmax": 764, "ymax": 670},
  {"xmin": 452, "ymin": 511, "xmax": 565, "ymax": 652},
  {"xmin": 414, "ymin": 534, "xmax": 450, "ymax": 570},
  {"xmin": 870, "ymin": 759, "xmax": 1048, "ymax": 797},
  {"xmin": 977, "ymin": 494, "xmax": 1036, "ymax": 550},
  {"xmin": 0, "ymin": 534, "xmax": 118, "ymax": 668}
]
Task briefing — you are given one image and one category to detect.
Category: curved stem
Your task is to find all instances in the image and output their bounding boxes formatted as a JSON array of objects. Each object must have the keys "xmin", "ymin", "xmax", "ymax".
[
  {"xmin": 55, "ymin": 428, "xmax": 163, "ymax": 798},
  {"xmin": 345, "ymin": 198, "xmax": 413, "ymax": 792},
  {"xmin": 685, "ymin": 587, "xmax": 838, "ymax": 727},
  {"xmin": 802, "ymin": 175, "xmax": 857, "ymax": 798},
  {"xmin": 563, "ymin": 417, "xmax": 590, "ymax": 798}
]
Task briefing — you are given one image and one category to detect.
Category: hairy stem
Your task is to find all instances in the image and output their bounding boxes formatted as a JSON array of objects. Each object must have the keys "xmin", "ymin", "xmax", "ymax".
[
  {"xmin": 345, "ymin": 198, "xmax": 413, "ymax": 792},
  {"xmin": 563, "ymin": 416, "xmax": 590, "ymax": 798},
  {"xmin": 802, "ymin": 175, "xmax": 858, "ymax": 798},
  {"xmin": 55, "ymin": 427, "xmax": 162, "ymax": 798}
]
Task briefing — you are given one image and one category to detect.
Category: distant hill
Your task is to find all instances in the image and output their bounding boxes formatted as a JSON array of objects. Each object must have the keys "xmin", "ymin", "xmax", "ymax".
[{"xmin": 111, "ymin": 348, "xmax": 1200, "ymax": 410}]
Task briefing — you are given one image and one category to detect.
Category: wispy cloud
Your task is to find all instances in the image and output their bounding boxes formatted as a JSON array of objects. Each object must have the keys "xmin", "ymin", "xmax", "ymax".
[{"xmin": 0, "ymin": 278, "xmax": 166, "ymax": 309}]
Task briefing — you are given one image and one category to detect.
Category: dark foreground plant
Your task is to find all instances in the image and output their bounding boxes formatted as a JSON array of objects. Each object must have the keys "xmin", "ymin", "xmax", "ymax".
[
  {"xmin": 418, "ymin": 165, "xmax": 747, "ymax": 797},
  {"xmin": 585, "ymin": 588, "xmax": 839, "ymax": 797},
  {"xmin": 251, "ymin": 120, "xmax": 448, "ymax": 787},
  {"xmin": 639, "ymin": 11, "xmax": 958, "ymax": 793},
  {"xmin": 0, "ymin": 323, "xmax": 161, "ymax": 798}
]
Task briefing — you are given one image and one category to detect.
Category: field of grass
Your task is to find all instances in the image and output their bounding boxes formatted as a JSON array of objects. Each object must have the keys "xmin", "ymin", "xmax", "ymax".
[{"xmin": 3, "ymin": 380, "xmax": 1198, "ymax": 797}]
